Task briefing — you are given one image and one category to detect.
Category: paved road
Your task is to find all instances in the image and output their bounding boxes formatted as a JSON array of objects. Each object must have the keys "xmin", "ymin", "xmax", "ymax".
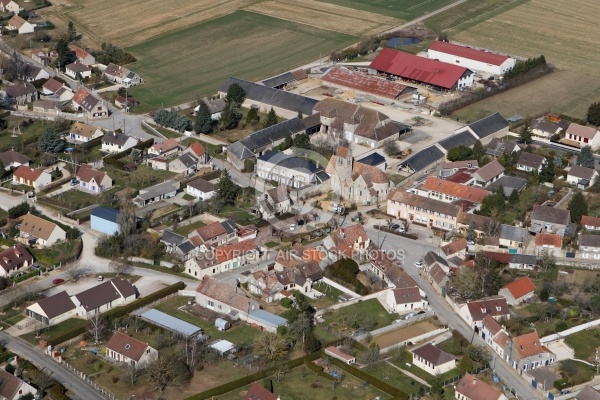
[
  {"xmin": 0, "ymin": 332, "xmax": 105, "ymax": 400},
  {"xmin": 363, "ymin": 227, "xmax": 542, "ymax": 400}
]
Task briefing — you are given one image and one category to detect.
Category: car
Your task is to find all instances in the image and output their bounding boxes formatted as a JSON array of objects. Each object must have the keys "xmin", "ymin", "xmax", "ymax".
[
  {"xmin": 290, "ymin": 224, "xmax": 296, "ymax": 231},
  {"xmin": 560, "ymin": 390, "xmax": 571, "ymax": 395},
  {"xmin": 467, "ymin": 240, "xmax": 475, "ymax": 245},
  {"xmin": 417, "ymin": 310, "xmax": 426, "ymax": 315},
  {"xmin": 548, "ymin": 190, "xmax": 555, "ymax": 197},
  {"xmin": 32, "ymin": 263, "xmax": 40, "ymax": 269},
  {"xmin": 414, "ymin": 259, "xmax": 423, "ymax": 268},
  {"xmin": 298, "ymin": 220, "xmax": 305, "ymax": 226},
  {"xmin": 398, "ymin": 226, "xmax": 406, "ymax": 233},
  {"xmin": 98, "ymin": 276, "xmax": 104, "ymax": 281},
  {"xmin": 52, "ymin": 278, "xmax": 64, "ymax": 284},
  {"xmin": 390, "ymin": 223, "xmax": 400, "ymax": 230}
]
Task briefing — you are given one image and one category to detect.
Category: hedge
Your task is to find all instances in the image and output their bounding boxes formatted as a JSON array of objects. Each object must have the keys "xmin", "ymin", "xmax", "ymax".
[
  {"xmin": 329, "ymin": 358, "xmax": 408, "ymax": 399},
  {"xmin": 304, "ymin": 358, "xmax": 335, "ymax": 381},
  {"xmin": 47, "ymin": 320, "xmax": 87, "ymax": 346},
  {"xmin": 0, "ymin": 351, "xmax": 15, "ymax": 363},
  {"xmin": 11, "ymin": 270, "xmax": 39, "ymax": 283}
]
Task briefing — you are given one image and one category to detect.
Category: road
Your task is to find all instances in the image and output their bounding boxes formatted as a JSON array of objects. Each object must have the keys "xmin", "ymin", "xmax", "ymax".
[
  {"xmin": 363, "ymin": 227, "xmax": 542, "ymax": 400},
  {"xmin": 0, "ymin": 331, "xmax": 105, "ymax": 400}
]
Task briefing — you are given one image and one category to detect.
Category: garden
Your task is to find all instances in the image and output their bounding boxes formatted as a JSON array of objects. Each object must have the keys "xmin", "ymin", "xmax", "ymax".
[{"xmin": 319, "ymin": 299, "xmax": 397, "ymax": 337}]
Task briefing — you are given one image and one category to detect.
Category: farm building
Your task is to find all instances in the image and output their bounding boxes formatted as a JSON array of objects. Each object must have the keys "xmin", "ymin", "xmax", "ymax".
[
  {"xmin": 427, "ymin": 41, "xmax": 516, "ymax": 75},
  {"xmin": 262, "ymin": 69, "xmax": 308, "ymax": 89},
  {"xmin": 369, "ymin": 49, "xmax": 473, "ymax": 91},
  {"xmin": 139, "ymin": 309, "xmax": 204, "ymax": 337},
  {"xmin": 90, "ymin": 206, "xmax": 120, "ymax": 235},
  {"xmin": 321, "ymin": 67, "xmax": 415, "ymax": 100},
  {"xmin": 133, "ymin": 180, "xmax": 179, "ymax": 207},
  {"xmin": 453, "ymin": 112, "xmax": 510, "ymax": 145},
  {"xmin": 398, "ymin": 145, "xmax": 445, "ymax": 173}
]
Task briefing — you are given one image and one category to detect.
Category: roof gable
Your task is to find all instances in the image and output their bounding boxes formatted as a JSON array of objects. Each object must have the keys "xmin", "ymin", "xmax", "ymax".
[
  {"xmin": 500, "ymin": 276, "xmax": 535, "ymax": 300},
  {"xmin": 428, "ymin": 41, "xmax": 510, "ymax": 66}
]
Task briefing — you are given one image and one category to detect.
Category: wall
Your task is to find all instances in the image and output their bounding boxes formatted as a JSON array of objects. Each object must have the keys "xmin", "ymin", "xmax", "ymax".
[{"xmin": 381, "ymin": 327, "xmax": 449, "ymax": 353}]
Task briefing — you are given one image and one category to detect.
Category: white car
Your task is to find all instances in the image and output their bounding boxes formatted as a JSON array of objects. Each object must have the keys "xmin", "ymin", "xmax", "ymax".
[
  {"xmin": 398, "ymin": 226, "xmax": 406, "ymax": 233},
  {"xmin": 290, "ymin": 224, "xmax": 296, "ymax": 231},
  {"xmin": 414, "ymin": 259, "xmax": 423, "ymax": 268}
]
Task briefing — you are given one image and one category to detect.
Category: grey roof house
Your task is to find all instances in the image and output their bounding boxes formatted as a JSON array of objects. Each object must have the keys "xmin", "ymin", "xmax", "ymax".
[
  {"xmin": 488, "ymin": 175, "xmax": 528, "ymax": 196},
  {"xmin": 530, "ymin": 205, "xmax": 570, "ymax": 237},
  {"xmin": 486, "ymin": 138, "xmax": 520, "ymax": 158},
  {"xmin": 256, "ymin": 150, "xmax": 327, "ymax": 189},
  {"xmin": 133, "ymin": 180, "xmax": 179, "ymax": 207},
  {"xmin": 497, "ymin": 224, "xmax": 529, "ymax": 249},
  {"xmin": 5, "ymin": 82, "xmax": 38, "ymax": 105},
  {"xmin": 454, "ymin": 112, "xmax": 509, "ymax": 144}
]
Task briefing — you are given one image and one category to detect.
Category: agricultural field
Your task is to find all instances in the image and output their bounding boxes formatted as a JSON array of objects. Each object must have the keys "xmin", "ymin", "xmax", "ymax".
[
  {"xmin": 318, "ymin": 0, "xmax": 455, "ymax": 21},
  {"xmin": 126, "ymin": 11, "xmax": 356, "ymax": 107}
]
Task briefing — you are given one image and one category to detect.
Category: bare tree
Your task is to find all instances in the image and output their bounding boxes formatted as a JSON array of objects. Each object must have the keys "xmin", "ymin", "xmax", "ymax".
[
  {"xmin": 86, "ymin": 311, "xmax": 108, "ymax": 344},
  {"xmin": 146, "ymin": 354, "xmax": 192, "ymax": 392},
  {"xmin": 66, "ymin": 263, "xmax": 89, "ymax": 281},
  {"xmin": 253, "ymin": 332, "xmax": 288, "ymax": 363},
  {"xmin": 128, "ymin": 362, "xmax": 144, "ymax": 386},
  {"xmin": 109, "ymin": 258, "xmax": 132, "ymax": 276},
  {"xmin": 181, "ymin": 336, "xmax": 207, "ymax": 371},
  {"xmin": 118, "ymin": 195, "xmax": 138, "ymax": 237},
  {"xmin": 30, "ymin": 369, "xmax": 55, "ymax": 395}
]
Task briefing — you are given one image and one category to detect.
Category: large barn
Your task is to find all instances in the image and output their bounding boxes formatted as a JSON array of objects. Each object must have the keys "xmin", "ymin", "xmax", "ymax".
[
  {"xmin": 427, "ymin": 41, "xmax": 516, "ymax": 76},
  {"xmin": 369, "ymin": 49, "xmax": 473, "ymax": 91}
]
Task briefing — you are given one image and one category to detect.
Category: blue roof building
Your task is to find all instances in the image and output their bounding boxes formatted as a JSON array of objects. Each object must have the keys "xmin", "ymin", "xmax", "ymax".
[{"xmin": 90, "ymin": 206, "xmax": 120, "ymax": 235}]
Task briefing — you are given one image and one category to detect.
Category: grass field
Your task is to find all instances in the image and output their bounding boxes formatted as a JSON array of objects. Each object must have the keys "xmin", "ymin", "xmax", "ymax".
[
  {"xmin": 564, "ymin": 328, "xmax": 600, "ymax": 362},
  {"xmin": 126, "ymin": 11, "xmax": 355, "ymax": 107},
  {"xmin": 319, "ymin": 0, "xmax": 454, "ymax": 21}
]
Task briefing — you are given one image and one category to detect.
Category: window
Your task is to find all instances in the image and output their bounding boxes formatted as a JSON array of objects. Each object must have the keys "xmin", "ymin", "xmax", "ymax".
[
  {"xmin": 207, "ymin": 300, "xmax": 214, "ymax": 309},
  {"xmin": 125, "ymin": 344, "xmax": 131, "ymax": 350}
]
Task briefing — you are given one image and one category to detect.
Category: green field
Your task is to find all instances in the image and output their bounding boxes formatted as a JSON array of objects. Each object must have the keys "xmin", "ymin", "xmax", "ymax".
[
  {"xmin": 320, "ymin": 0, "xmax": 454, "ymax": 21},
  {"xmin": 127, "ymin": 11, "xmax": 355, "ymax": 107}
]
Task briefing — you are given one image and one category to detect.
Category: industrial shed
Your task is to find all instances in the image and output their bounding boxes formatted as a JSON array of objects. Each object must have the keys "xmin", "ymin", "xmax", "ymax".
[
  {"xmin": 399, "ymin": 145, "xmax": 445, "ymax": 173},
  {"xmin": 139, "ymin": 309, "xmax": 203, "ymax": 338}
]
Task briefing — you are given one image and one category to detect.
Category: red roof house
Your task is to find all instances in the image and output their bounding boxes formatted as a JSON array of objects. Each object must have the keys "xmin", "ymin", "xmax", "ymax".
[{"xmin": 498, "ymin": 276, "xmax": 536, "ymax": 305}]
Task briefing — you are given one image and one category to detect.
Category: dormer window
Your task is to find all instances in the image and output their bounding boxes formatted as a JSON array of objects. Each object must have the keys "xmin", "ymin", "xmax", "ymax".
[
  {"xmin": 496, "ymin": 306, "xmax": 502, "ymax": 311},
  {"xmin": 125, "ymin": 344, "xmax": 130, "ymax": 350},
  {"xmin": 481, "ymin": 307, "xmax": 486, "ymax": 313}
]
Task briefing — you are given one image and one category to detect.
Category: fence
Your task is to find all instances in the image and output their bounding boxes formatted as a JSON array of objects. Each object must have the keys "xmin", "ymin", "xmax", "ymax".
[
  {"xmin": 321, "ymin": 277, "xmax": 361, "ymax": 298},
  {"xmin": 541, "ymin": 318, "xmax": 600, "ymax": 343},
  {"xmin": 61, "ymin": 360, "xmax": 116, "ymax": 400}
]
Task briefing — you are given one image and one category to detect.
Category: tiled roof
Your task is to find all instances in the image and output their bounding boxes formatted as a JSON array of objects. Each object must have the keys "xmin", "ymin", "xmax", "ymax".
[
  {"xmin": 14, "ymin": 165, "xmax": 44, "ymax": 182},
  {"xmin": 266, "ymin": 185, "xmax": 289, "ymax": 204},
  {"xmin": 66, "ymin": 62, "xmax": 91, "ymax": 73},
  {"xmin": 243, "ymin": 382, "xmax": 278, "ymax": 400},
  {"xmin": 568, "ymin": 165, "xmax": 596, "ymax": 180},
  {"xmin": 581, "ymin": 215, "xmax": 600, "ymax": 228},
  {"xmin": 196, "ymin": 276, "xmax": 255, "ymax": 312},
  {"xmin": 441, "ymin": 238, "xmax": 467, "ymax": 256},
  {"xmin": 500, "ymin": 276, "xmax": 535, "ymax": 300},
  {"xmin": 75, "ymin": 278, "xmax": 135, "ymax": 312},
  {"xmin": 482, "ymin": 314, "xmax": 503, "ymax": 336},
  {"xmin": 458, "ymin": 213, "xmax": 492, "ymax": 232},
  {"xmin": 0, "ymin": 150, "xmax": 29, "ymax": 166},
  {"xmin": 456, "ymin": 373, "xmax": 503, "ymax": 400},
  {"xmin": 105, "ymin": 62, "xmax": 128, "ymax": 78},
  {"xmin": 194, "ymin": 221, "xmax": 227, "ymax": 241},
  {"xmin": 473, "ymin": 159, "xmax": 504, "ymax": 182},
  {"xmin": 566, "ymin": 123, "xmax": 598, "ymax": 140},
  {"xmin": 0, "ymin": 368, "xmax": 22, "ymax": 399},
  {"xmin": 486, "ymin": 138, "xmax": 520, "ymax": 157},
  {"xmin": 187, "ymin": 177, "xmax": 215, "ymax": 193},
  {"xmin": 43, "ymin": 78, "xmax": 63, "ymax": 93},
  {"xmin": 0, "ymin": 243, "xmax": 33, "ymax": 273},
  {"xmin": 532, "ymin": 205, "xmax": 570, "ymax": 226},
  {"xmin": 150, "ymin": 138, "xmax": 179, "ymax": 154},
  {"xmin": 388, "ymin": 190, "xmax": 462, "ymax": 217},
  {"xmin": 8, "ymin": 14, "xmax": 27, "ymax": 29},
  {"xmin": 411, "ymin": 343, "xmax": 455, "ymax": 366},
  {"xmin": 535, "ymin": 233, "xmax": 562, "ymax": 248},
  {"xmin": 465, "ymin": 297, "xmax": 509, "ymax": 322},
  {"xmin": 441, "ymin": 160, "xmax": 478, "ymax": 170},
  {"xmin": 215, "ymin": 239, "xmax": 257, "ymax": 263},
  {"xmin": 76, "ymin": 164, "xmax": 107, "ymax": 184},
  {"xmin": 321, "ymin": 66, "xmax": 415, "ymax": 99},
  {"xmin": 576, "ymin": 386, "xmax": 600, "ymax": 400},
  {"xmin": 428, "ymin": 41, "xmax": 510, "ymax": 66},
  {"xmin": 424, "ymin": 251, "xmax": 448, "ymax": 268},
  {"xmin": 33, "ymin": 290, "xmax": 76, "ymax": 319},
  {"xmin": 72, "ymin": 87, "xmax": 100, "ymax": 112},
  {"xmin": 391, "ymin": 286, "xmax": 421, "ymax": 304},
  {"xmin": 422, "ymin": 177, "xmax": 491, "ymax": 203},
  {"xmin": 188, "ymin": 142, "xmax": 205, "ymax": 157},
  {"xmin": 429, "ymin": 264, "xmax": 448, "ymax": 285},
  {"xmin": 517, "ymin": 152, "xmax": 545, "ymax": 169},
  {"xmin": 579, "ymin": 234, "xmax": 600, "ymax": 248},
  {"xmin": 102, "ymin": 133, "xmax": 131, "ymax": 147},
  {"xmin": 20, "ymin": 213, "xmax": 61, "ymax": 241},
  {"xmin": 106, "ymin": 331, "xmax": 152, "ymax": 362},
  {"xmin": 513, "ymin": 331, "xmax": 550, "ymax": 358}
]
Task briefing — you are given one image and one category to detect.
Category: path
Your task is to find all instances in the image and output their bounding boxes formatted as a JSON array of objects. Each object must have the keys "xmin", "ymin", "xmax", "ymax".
[
  {"xmin": 384, "ymin": 360, "xmax": 432, "ymax": 387},
  {"xmin": 382, "ymin": 0, "xmax": 469, "ymax": 34}
]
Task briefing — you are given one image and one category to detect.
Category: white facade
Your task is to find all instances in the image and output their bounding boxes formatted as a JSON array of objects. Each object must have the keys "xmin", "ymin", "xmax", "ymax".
[
  {"xmin": 186, "ymin": 184, "xmax": 216, "ymax": 201},
  {"xmin": 25, "ymin": 301, "xmax": 77, "ymax": 326},
  {"xmin": 102, "ymin": 137, "xmax": 138, "ymax": 153},
  {"xmin": 428, "ymin": 48, "xmax": 515, "ymax": 75},
  {"xmin": 412, "ymin": 352, "xmax": 455, "ymax": 376}
]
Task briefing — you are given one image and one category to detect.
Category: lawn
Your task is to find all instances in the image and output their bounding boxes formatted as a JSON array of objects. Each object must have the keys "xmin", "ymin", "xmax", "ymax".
[
  {"xmin": 174, "ymin": 219, "xmax": 206, "ymax": 236},
  {"xmin": 320, "ymin": 298, "xmax": 397, "ymax": 334},
  {"xmin": 218, "ymin": 205, "xmax": 260, "ymax": 226},
  {"xmin": 145, "ymin": 123, "xmax": 182, "ymax": 139},
  {"xmin": 45, "ymin": 189, "xmax": 102, "ymax": 211},
  {"xmin": 126, "ymin": 11, "xmax": 356, "ymax": 107},
  {"xmin": 21, "ymin": 318, "xmax": 86, "ymax": 345},
  {"xmin": 32, "ymin": 239, "xmax": 80, "ymax": 267},
  {"xmin": 364, "ymin": 362, "xmax": 424, "ymax": 396},
  {"xmin": 103, "ymin": 165, "xmax": 177, "ymax": 190},
  {"xmin": 311, "ymin": 281, "xmax": 344, "ymax": 310},
  {"xmin": 0, "ymin": 117, "xmax": 53, "ymax": 152},
  {"xmin": 564, "ymin": 328, "xmax": 600, "ymax": 361},
  {"xmin": 319, "ymin": 0, "xmax": 454, "ymax": 21}
]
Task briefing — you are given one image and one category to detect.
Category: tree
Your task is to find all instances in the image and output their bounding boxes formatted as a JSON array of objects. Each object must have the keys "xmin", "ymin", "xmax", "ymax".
[
  {"xmin": 447, "ymin": 145, "xmax": 473, "ymax": 161},
  {"xmin": 146, "ymin": 354, "xmax": 192, "ymax": 392},
  {"xmin": 472, "ymin": 140, "xmax": 485, "ymax": 162},
  {"xmin": 246, "ymin": 107, "xmax": 259, "ymax": 125},
  {"xmin": 262, "ymin": 107, "xmax": 278, "ymax": 129},
  {"xmin": 218, "ymin": 102, "xmax": 242, "ymax": 130},
  {"xmin": 466, "ymin": 220, "xmax": 475, "ymax": 243},
  {"xmin": 181, "ymin": 336, "xmax": 207, "ymax": 371},
  {"xmin": 86, "ymin": 311, "xmax": 108, "ymax": 343},
  {"xmin": 519, "ymin": 119, "xmax": 533, "ymax": 144},
  {"xmin": 466, "ymin": 345, "xmax": 490, "ymax": 363},
  {"xmin": 289, "ymin": 313, "xmax": 312, "ymax": 344},
  {"xmin": 2, "ymin": 51, "xmax": 26, "ymax": 82},
  {"xmin": 39, "ymin": 127, "xmax": 66, "ymax": 153},
  {"xmin": 55, "ymin": 38, "xmax": 75, "ymax": 68},
  {"xmin": 539, "ymin": 156, "xmax": 555, "ymax": 183},
  {"xmin": 118, "ymin": 196, "xmax": 137, "ymax": 237},
  {"xmin": 67, "ymin": 21, "xmax": 77, "ymax": 41},
  {"xmin": 568, "ymin": 191, "xmax": 588, "ymax": 223},
  {"xmin": 302, "ymin": 332, "xmax": 321, "ymax": 355},
  {"xmin": 66, "ymin": 263, "xmax": 88, "ymax": 281},
  {"xmin": 109, "ymin": 258, "xmax": 132, "ymax": 276},
  {"xmin": 362, "ymin": 343, "xmax": 383, "ymax": 367},
  {"xmin": 253, "ymin": 332, "xmax": 288, "ymax": 363},
  {"xmin": 383, "ymin": 140, "xmax": 401, "ymax": 157},
  {"xmin": 194, "ymin": 101, "xmax": 213, "ymax": 134},
  {"xmin": 577, "ymin": 145, "xmax": 595, "ymax": 168},
  {"xmin": 128, "ymin": 362, "xmax": 144, "ymax": 386},
  {"xmin": 458, "ymin": 355, "xmax": 474, "ymax": 373},
  {"xmin": 225, "ymin": 83, "xmax": 246, "ymax": 105},
  {"xmin": 450, "ymin": 267, "xmax": 482, "ymax": 300},
  {"xmin": 540, "ymin": 249, "xmax": 556, "ymax": 270},
  {"xmin": 216, "ymin": 169, "xmax": 241, "ymax": 206},
  {"xmin": 478, "ymin": 191, "xmax": 506, "ymax": 217},
  {"xmin": 508, "ymin": 189, "xmax": 519, "ymax": 206},
  {"xmin": 587, "ymin": 102, "xmax": 600, "ymax": 126},
  {"xmin": 540, "ymin": 288, "xmax": 550, "ymax": 302},
  {"xmin": 30, "ymin": 370, "xmax": 55, "ymax": 396},
  {"xmin": 297, "ymin": 111, "xmax": 303, "ymax": 120},
  {"xmin": 293, "ymin": 133, "xmax": 310, "ymax": 149}
]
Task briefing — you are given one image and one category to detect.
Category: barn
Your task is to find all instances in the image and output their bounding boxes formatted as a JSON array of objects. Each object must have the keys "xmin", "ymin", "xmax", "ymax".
[{"xmin": 427, "ymin": 41, "xmax": 516, "ymax": 76}]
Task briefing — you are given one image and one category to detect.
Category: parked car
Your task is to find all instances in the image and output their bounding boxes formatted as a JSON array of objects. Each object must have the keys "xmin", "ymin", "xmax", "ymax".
[
  {"xmin": 414, "ymin": 259, "xmax": 423, "ymax": 268},
  {"xmin": 290, "ymin": 224, "xmax": 295, "ymax": 231},
  {"xmin": 98, "ymin": 276, "xmax": 104, "ymax": 281},
  {"xmin": 390, "ymin": 223, "xmax": 400, "ymax": 230},
  {"xmin": 70, "ymin": 179, "xmax": 79, "ymax": 186},
  {"xmin": 398, "ymin": 226, "xmax": 406, "ymax": 233},
  {"xmin": 52, "ymin": 278, "xmax": 64, "ymax": 284},
  {"xmin": 32, "ymin": 264, "xmax": 40, "ymax": 269},
  {"xmin": 467, "ymin": 240, "xmax": 475, "ymax": 245}
]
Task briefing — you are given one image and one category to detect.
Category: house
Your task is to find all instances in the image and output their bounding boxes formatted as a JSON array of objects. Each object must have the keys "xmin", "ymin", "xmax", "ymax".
[
  {"xmin": 326, "ymin": 147, "xmax": 391, "ymax": 205},
  {"xmin": 480, "ymin": 315, "xmax": 510, "ymax": 359},
  {"xmin": 427, "ymin": 41, "xmax": 515, "ymax": 75},
  {"xmin": 497, "ymin": 224, "xmax": 529, "ymax": 250},
  {"xmin": 246, "ymin": 260, "xmax": 322, "ymax": 302},
  {"xmin": 565, "ymin": 123, "xmax": 600, "ymax": 149},
  {"xmin": 195, "ymin": 97, "xmax": 226, "ymax": 120},
  {"xmin": 185, "ymin": 239, "xmax": 258, "ymax": 278},
  {"xmin": 427, "ymin": 263, "xmax": 449, "ymax": 295},
  {"xmin": 399, "ymin": 145, "xmax": 445, "ymax": 174},
  {"xmin": 440, "ymin": 160, "xmax": 479, "ymax": 178},
  {"xmin": 356, "ymin": 151, "xmax": 387, "ymax": 171},
  {"xmin": 184, "ymin": 141, "xmax": 209, "ymax": 164},
  {"xmin": 386, "ymin": 287, "xmax": 427, "ymax": 313},
  {"xmin": 579, "ymin": 234, "xmax": 600, "ymax": 259},
  {"xmin": 186, "ymin": 177, "xmax": 215, "ymax": 201},
  {"xmin": 488, "ymin": 175, "xmax": 528, "ymax": 197},
  {"xmin": 105, "ymin": 331, "xmax": 158, "ymax": 367},
  {"xmin": 567, "ymin": 165, "xmax": 599, "ymax": 189},
  {"xmin": 19, "ymin": 213, "xmax": 66, "ymax": 246},
  {"xmin": 69, "ymin": 122, "xmax": 103, "ymax": 143},
  {"xmin": 455, "ymin": 373, "xmax": 507, "ymax": 400},
  {"xmin": 0, "ymin": 369, "xmax": 37, "ymax": 400},
  {"xmin": 195, "ymin": 276, "xmax": 259, "ymax": 321},
  {"xmin": 188, "ymin": 220, "xmax": 235, "ymax": 247},
  {"xmin": 31, "ymin": 50, "xmax": 57, "ymax": 66},
  {"xmin": 458, "ymin": 297, "xmax": 510, "ymax": 328},
  {"xmin": 535, "ymin": 233, "xmax": 561, "ymax": 255},
  {"xmin": 26, "ymin": 290, "xmax": 76, "ymax": 325},
  {"xmin": 369, "ymin": 48, "xmax": 473, "ymax": 91},
  {"xmin": 70, "ymin": 47, "xmax": 95, "ymax": 65},
  {"xmin": 0, "ymin": 244, "xmax": 33, "ymax": 277},
  {"xmin": 516, "ymin": 152, "xmax": 546, "ymax": 173},
  {"xmin": 102, "ymin": 131, "xmax": 139, "ymax": 153},
  {"xmin": 72, "ymin": 278, "xmax": 136, "ymax": 317},
  {"xmin": 133, "ymin": 180, "xmax": 179, "ymax": 207},
  {"xmin": 368, "ymin": 248, "xmax": 417, "ymax": 289},
  {"xmin": 257, "ymin": 185, "xmax": 291, "ymax": 218},
  {"xmin": 0, "ymin": 150, "xmax": 29, "ymax": 170},
  {"xmin": 243, "ymin": 383, "xmax": 279, "ymax": 400},
  {"xmin": 441, "ymin": 238, "xmax": 467, "ymax": 259},
  {"xmin": 576, "ymin": 386, "xmax": 600, "ymax": 400},
  {"xmin": 506, "ymin": 331, "xmax": 554, "ymax": 372},
  {"xmin": 160, "ymin": 230, "xmax": 197, "ymax": 261},
  {"xmin": 498, "ymin": 276, "xmax": 536, "ymax": 305},
  {"xmin": 148, "ymin": 138, "xmax": 180, "ymax": 157},
  {"xmin": 42, "ymin": 77, "xmax": 69, "ymax": 96},
  {"xmin": 257, "ymin": 150, "xmax": 326, "ymax": 189},
  {"xmin": 484, "ymin": 253, "xmax": 538, "ymax": 270},
  {"xmin": 453, "ymin": 112, "xmax": 510, "ymax": 144},
  {"xmin": 114, "ymin": 96, "xmax": 139, "ymax": 111},
  {"xmin": 20, "ymin": 65, "xmax": 50, "ymax": 82},
  {"xmin": 323, "ymin": 223, "xmax": 371, "ymax": 259},
  {"xmin": 582, "ymin": 215, "xmax": 600, "ymax": 231},
  {"xmin": 387, "ymin": 190, "xmax": 462, "ymax": 231},
  {"xmin": 90, "ymin": 206, "xmax": 120, "ymax": 235},
  {"xmin": 417, "ymin": 177, "xmax": 491, "ymax": 204},
  {"xmin": 313, "ymin": 98, "xmax": 400, "ymax": 148},
  {"xmin": 0, "ymin": 0, "xmax": 20, "ymax": 13},
  {"xmin": 471, "ymin": 160, "xmax": 504, "ymax": 187},
  {"xmin": 32, "ymin": 99, "xmax": 61, "ymax": 114},
  {"xmin": 321, "ymin": 66, "xmax": 415, "ymax": 100},
  {"xmin": 532, "ymin": 118, "xmax": 569, "ymax": 139},
  {"xmin": 485, "ymin": 138, "xmax": 520, "ymax": 158},
  {"xmin": 13, "ymin": 166, "xmax": 51, "ymax": 189},
  {"xmin": 530, "ymin": 205, "xmax": 570, "ymax": 236},
  {"xmin": 458, "ymin": 213, "xmax": 495, "ymax": 239},
  {"xmin": 5, "ymin": 82, "xmax": 38, "ymax": 105},
  {"xmin": 76, "ymin": 164, "xmax": 112, "ymax": 194},
  {"xmin": 7, "ymin": 15, "xmax": 34, "ymax": 34},
  {"xmin": 71, "ymin": 87, "xmax": 108, "ymax": 119},
  {"xmin": 324, "ymin": 346, "xmax": 356, "ymax": 365},
  {"xmin": 65, "ymin": 62, "xmax": 92, "ymax": 80},
  {"xmin": 104, "ymin": 63, "xmax": 129, "ymax": 83},
  {"xmin": 411, "ymin": 343, "xmax": 456, "ymax": 376}
]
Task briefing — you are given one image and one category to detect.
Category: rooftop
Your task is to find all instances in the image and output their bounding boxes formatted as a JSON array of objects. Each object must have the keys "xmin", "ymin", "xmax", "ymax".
[
  {"xmin": 428, "ymin": 41, "xmax": 510, "ymax": 66},
  {"xmin": 422, "ymin": 177, "xmax": 491, "ymax": 203},
  {"xmin": 321, "ymin": 66, "xmax": 415, "ymax": 99},
  {"xmin": 500, "ymin": 276, "xmax": 536, "ymax": 300},
  {"xmin": 411, "ymin": 343, "xmax": 455, "ymax": 366}
]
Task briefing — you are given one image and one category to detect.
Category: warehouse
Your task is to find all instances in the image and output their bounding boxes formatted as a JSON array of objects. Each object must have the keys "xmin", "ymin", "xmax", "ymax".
[{"xmin": 427, "ymin": 41, "xmax": 516, "ymax": 76}]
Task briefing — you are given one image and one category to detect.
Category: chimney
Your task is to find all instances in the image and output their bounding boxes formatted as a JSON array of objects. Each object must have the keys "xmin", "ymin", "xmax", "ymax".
[{"xmin": 473, "ymin": 378, "xmax": 476, "ymax": 384}]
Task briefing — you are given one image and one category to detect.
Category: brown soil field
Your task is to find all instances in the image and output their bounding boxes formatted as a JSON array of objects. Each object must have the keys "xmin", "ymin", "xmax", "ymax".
[
  {"xmin": 246, "ymin": 0, "xmax": 402, "ymax": 36},
  {"xmin": 374, "ymin": 320, "xmax": 438, "ymax": 349},
  {"xmin": 454, "ymin": 0, "xmax": 600, "ymax": 76}
]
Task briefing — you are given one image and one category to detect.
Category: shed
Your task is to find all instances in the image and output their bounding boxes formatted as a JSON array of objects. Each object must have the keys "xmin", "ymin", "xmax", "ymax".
[
  {"xmin": 215, "ymin": 318, "xmax": 231, "ymax": 331},
  {"xmin": 210, "ymin": 339, "xmax": 236, "ymax": 355},
  {"xmin": 247, "ymin": 309, "xmax": 287, "ymax": 333},
  {"xmin": 139, "ymin": 309, "xmax": 203, "ymax": 338}
]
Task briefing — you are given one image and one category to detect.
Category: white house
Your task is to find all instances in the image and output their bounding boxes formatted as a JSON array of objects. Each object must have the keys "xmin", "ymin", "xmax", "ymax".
[
  {"xmin": 186, "ymin": 177, "xmax": 215, "ymax": 201},
  {"xmin": 0, "ymin": 369, "xmax": 37, "ymax": 400},
  {"xmin": 256, "ymin": 150, "xmax": 325, "ymax": 189},
  {"xmin": 579, "ymin": 234, "xmax": 600, "ymax": 259},
  {"xmin": 324, "ymin": 346, "xmax": 356, "ymax": 365},
  {"xmin": 471, "ymin": 159, "xmax": 504, "ymax": 187},
  {"xmin": 386, "ymin": 287, "xmax": 427, "ymax": 313},
  {"xmin": 480, "ymin": 315, "xmax": 509, "ymax": 359},
  {"xmin": 148, "ymin": 138, "xmax": 180, "ymax": 157},
  {"xmin": 427, "ymin": 41, "xmax": 516, "ymax": 76},
  {"xmin": 567, "ymin": 164, "xmax": 598, "ymax": 189},
  {"xmin": 102, "ymin": 132, "xmax": 139, "ymax": 154},
  {"xmin": 26, "ymin": 290, "xmax": 77, "ymax": 326},
  {"xmin": 69, "ymin": 122, "xmax": 104, "ymax": 143},
  {"xmin": 258, "ymin": 185, "xmax": 291, "ymax": 218},
  {"xmin": 516, "ymin": 152, "xmax": 546, "ymax": 173},
  {"xmin": 0, "ymin": 0, "xmax": 21, "ymax": 13},
  {"xmin": 185, "ymin": 240, "xmax": 258, "ymax": 279},
  {"xmin": 458, "ymin": 297, "xmax": 510, "ymax": 328},
  {"xmin": 71, "ymin": 278, "xmax": 136, "ymax": 317},
  {"xmin": 105, "ymin": 331, "xmax": 158, "ymax": 367},
  {"xmin": 65, "ymin": 62, "xmax": 92, "ymax": 80},
  {"xmin": 582, "ymin": 215, "xmax": 600, "ymax": 231},
  {"xmin": 0, "ymin": 150, "xmax": 29, "ymax": 170},
  {"xmin": 7, "ymin": 15, "xmax": 34, "ymax": 34},
  {"xmin": 498, "ymin": 276, "xmax": 536, "ymax": 305},
  {"xmin": 13, "ymin": 165, "xmax": 51, "ymax": 189},
  {"xmin": 565, "ymin": 123, "xmax": 600, "ymax": 149},
  {"xmin": 76, "ymin": 164, "xmax": 113, "ymax": 194},
  {"xmin": 19, "ymin": 213, "xmax": 66, "ymax": 246},
  {"xmin": 411, "ymin": 343, "xmax": 456, "ymax": 376}
]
